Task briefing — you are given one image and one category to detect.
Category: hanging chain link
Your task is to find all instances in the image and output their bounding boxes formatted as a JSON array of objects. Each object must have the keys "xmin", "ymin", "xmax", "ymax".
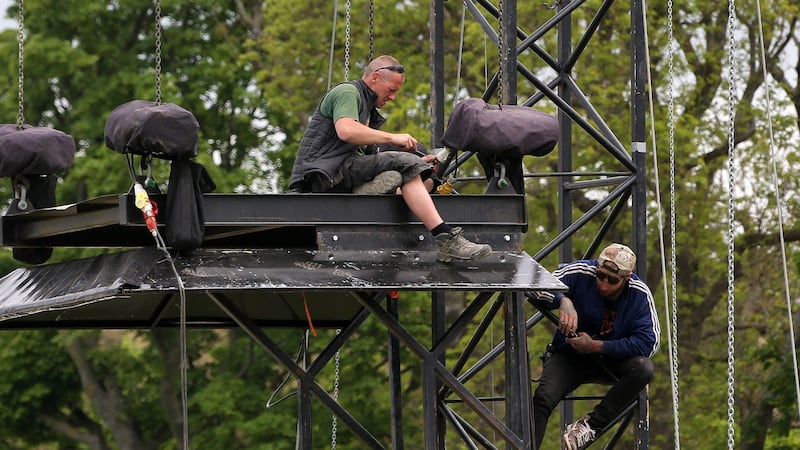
[
  {"xmin": 16, "ymin": 0, "xmax": 25, "ymax": 128},
  {"xmin": 343, "ymin": 0, "xmax": 351, "ymax": 80},
  {"xmin": 330, "ymin": 329, "xmax": 341, "ymax": 449},
  {"xmin": 496, "ymin": 0, "xmax": 504, "ymax": 108},
  {"xmin": 331, "ymin": 3, "xmax": 349, "ymax": 443},
  {"xmin": 666, "ymin": 0, "xmax": 682, "ymax": 446},
  {"xmin": 368, "ymin": 0, "xmax": 374, "ymax": 61},
  {"xmin": 725, "ymin": 0, "xmax": 737, "ymax": 447},
  {"xmin": 154, "ymin": 0, "xmax": 163, "ymax": 105}
]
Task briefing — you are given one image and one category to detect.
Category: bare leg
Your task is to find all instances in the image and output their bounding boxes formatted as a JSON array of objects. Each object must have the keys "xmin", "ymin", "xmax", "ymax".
[
  {"xmin": 397, "ymin": 179, "xmax": 436, "ymax": 197},
  {"xmin": 423, "ymin": 177, "xmax": 434, "ymax": 193},
  {"xmin": 400, "ymin": 175, "xmax": 443, "ymax": 230}
]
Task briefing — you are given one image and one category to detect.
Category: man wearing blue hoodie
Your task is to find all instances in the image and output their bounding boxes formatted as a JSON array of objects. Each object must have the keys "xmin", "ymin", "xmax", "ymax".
[{"xmin": 532, "ymin": 243, "xmax": 661, "ymax": 449}]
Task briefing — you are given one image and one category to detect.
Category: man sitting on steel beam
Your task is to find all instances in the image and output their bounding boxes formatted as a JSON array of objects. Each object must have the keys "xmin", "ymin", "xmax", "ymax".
[{"xmin": 288, "ymin": 55, "xmax": 491, "ymax": 263}]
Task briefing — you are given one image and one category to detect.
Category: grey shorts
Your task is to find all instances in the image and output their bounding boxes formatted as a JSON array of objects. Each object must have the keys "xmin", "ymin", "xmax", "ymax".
[{"xmin": 340, "ymin": 151, "xmax": 432, "ymax": 191}]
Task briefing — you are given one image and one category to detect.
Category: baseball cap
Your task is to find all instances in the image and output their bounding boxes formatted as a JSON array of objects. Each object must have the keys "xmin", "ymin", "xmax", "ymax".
[{"xmin": 598, "ymin": 243, "xmax": 636, "ymax": 275}]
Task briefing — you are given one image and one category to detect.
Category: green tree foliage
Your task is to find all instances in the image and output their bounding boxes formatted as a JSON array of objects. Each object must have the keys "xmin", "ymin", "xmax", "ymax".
[
  {"xmin": 0, "ymin": 331, "xmax": 81, "ymax": 447},
  {"xmin": 0, "ymin": 0, "xmax": 799, "ymax": 448}
]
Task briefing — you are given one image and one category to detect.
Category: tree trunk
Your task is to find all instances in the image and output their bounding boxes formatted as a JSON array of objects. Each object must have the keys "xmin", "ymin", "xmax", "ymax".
[{"xmin": 63, "ymin": 332, "xmax": 153, "ymax": 450}]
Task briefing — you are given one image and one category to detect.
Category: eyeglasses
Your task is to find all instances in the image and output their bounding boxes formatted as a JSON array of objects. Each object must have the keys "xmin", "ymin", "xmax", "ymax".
[
  {"xmin": 596, "ymin": 271, "xmax": 622, "ymax": 285},
  {"xmin": 375, "ymin": 65, "xmax": 405, "ymax": 74}
]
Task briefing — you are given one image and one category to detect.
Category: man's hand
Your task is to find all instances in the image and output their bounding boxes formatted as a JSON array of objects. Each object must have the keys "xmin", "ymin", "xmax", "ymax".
[
  {"xmin": 566, "ymin": 332, "xmax": 599, "ymax": 354},
  {"xmin": 421, "ymin": 154, "xmax": 437, "ymax": 164},
  {"xmin": 389, "ymin": 133, "xmax": 418, "ymax": 151},
  {"xmin": 558, "ymin": 297, "xmax": 578, "ymax": 336}
]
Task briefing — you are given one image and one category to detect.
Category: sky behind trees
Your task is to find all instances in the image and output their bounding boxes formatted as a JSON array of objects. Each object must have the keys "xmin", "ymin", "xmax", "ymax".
[{"xmin": 0, "ymin": 1, "xmax": 12, "ymax": 30}]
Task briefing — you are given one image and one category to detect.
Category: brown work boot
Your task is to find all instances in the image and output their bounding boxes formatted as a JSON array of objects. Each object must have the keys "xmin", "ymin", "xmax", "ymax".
[
  {"xmin": 434, "ymin": 227, "xmax": 492, "ymax": 262},
  {"xmin": 353, "ymin": 171, "xmax": 402, "ymax": 194}
]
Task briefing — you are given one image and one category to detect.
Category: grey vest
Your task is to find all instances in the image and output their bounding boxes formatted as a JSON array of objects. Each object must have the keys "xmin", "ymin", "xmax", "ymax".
[{"xmin": 289, "ymin": 79, "xmax": 387, "ymax": 191}]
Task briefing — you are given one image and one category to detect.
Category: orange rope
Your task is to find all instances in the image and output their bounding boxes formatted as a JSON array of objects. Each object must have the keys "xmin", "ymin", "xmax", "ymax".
[{"xmin": 302, "ymin": 292, "xmax": 317, "ymax": 336}]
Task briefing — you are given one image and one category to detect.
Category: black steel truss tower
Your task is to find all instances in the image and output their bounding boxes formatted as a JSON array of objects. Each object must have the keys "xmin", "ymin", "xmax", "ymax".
[{"xmin": 0, "ymin": 1, "xmax": 649, "ymax": 449}]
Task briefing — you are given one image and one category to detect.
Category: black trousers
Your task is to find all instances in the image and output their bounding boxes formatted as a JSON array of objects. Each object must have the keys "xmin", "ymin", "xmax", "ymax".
[{"xmin": 532, "ymin": 352, "xmax": 654, "ymax": 449}]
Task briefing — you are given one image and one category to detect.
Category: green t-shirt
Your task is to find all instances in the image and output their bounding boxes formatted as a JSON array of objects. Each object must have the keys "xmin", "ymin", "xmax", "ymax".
[{"xmin": 320, "ymin": 83, "xmax": 361, "ymax": 123}]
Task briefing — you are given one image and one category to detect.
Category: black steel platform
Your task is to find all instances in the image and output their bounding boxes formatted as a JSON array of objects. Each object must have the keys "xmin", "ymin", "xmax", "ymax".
[
  {"xmin": 0, "ymin": 192, "xmax": 566, "ymax": 449},
  {"xmin": 0, "ymin": 246, "xmax": 563, "ymax": 329},
  {"xmin": 0, "ymin": 192, "xmax": 556, "ymax": 328},
  {"xmin": 0, "ymin": 192, "xmax": 529, "ymax": 250}
]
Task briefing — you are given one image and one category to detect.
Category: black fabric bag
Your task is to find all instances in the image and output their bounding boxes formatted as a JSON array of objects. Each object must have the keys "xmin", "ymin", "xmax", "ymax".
[
  {"xmin": 442, "ymin": 98, "xmax": 559, "ymax": 194},
  {"xmin": 7, "ymin": 174, "xmax": 58, "ymax": 264},
  {"xmin": 0, "ymin": 124, "xmax": 74, "ymax": 264},
  {"xmin": 0, "ymin": 125, "xmax": 76, "ymax": 177},
  {"xmin": 441, "ymin": 98, "xmax": 558, "ymax": 158},
  {"xmin": 104, "ymin": 100, "xmax": 199, "ymax": 160},
  {"xmin": 165, "ymin": 160, "xmax": 216, "ymax": 253}
]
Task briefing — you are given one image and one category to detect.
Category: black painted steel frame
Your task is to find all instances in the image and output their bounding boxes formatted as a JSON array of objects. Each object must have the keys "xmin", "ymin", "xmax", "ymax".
[
  {"xmin": 0, "ymin": 1, "xmax": 651, "ymax": 448},
  {"xmin": 209, "ymin": 288, "xmax": 539, "ymax": 449},
  {"xmin": 433, "ymin": 0, "xmax": 647, "ymax": 264},
  {"xmin": 429, "ymin": 0, "xmax": 649, "ymax": 448}
]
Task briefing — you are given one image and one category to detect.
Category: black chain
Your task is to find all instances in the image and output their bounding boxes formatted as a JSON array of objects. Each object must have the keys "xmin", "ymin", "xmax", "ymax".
[
  {"xmin": 154, "ymin": 0, "xmax": 162, "ymax": 105},
  {"xmin": 17, "ymin": 0, "xmax": 25, "ymax": 128},
  {"xmin": 497, "ymin": 0, "xmax": 504, "ymax": 108},
  {"xmin": 344, "ymin": 0, "xmax": 351, "ymax": 79},
  {"xmin": 368, "ymin": 0, "xmax": 374, "ymax": 61}
]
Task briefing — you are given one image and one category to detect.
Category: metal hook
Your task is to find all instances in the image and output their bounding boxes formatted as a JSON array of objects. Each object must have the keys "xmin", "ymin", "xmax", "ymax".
[{"xmin": 13, "ymin": 175, "xmax": 30, "ymax": 210}]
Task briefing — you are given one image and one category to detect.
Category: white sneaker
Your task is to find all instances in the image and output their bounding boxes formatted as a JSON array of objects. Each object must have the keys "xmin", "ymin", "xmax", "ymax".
[{"xmin": 562, "ymin": 415, "xmax": 596, "ymax": 450}]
